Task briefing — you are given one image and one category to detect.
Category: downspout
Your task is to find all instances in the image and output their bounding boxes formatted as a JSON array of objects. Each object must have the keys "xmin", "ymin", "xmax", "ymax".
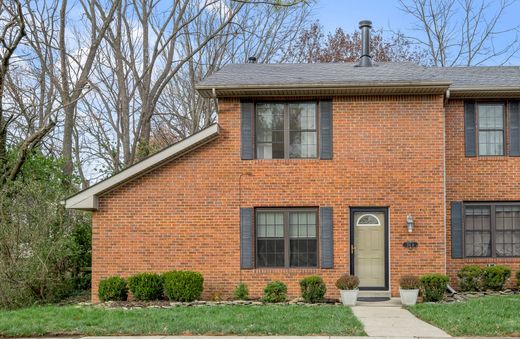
[
  {"xmin": 212, "ymin": 87, "xmax": 218, "ymax": 124},
  {"xmin": 443, "ymin": 89, "xmax": 449, "ymax": 275}
]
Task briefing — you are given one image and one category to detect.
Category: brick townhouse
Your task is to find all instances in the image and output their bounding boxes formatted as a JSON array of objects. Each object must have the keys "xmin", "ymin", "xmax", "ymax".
[{"xmin": 66, "ymin": 21, "xmax": 520, "ymax": 302}]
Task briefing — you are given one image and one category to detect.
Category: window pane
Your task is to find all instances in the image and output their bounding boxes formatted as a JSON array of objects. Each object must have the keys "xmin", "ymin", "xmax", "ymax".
[
  {"xmin": 477, "ymin": 104, "xmax": 504, "ymax": 156},
  {"xmin": 256, "ymin": 211, "xmax": 284, "ymax": 267},
  {"xmin": 255, "ymin": 104, "xmax": 285, "ymax": 159},
  {"xmin": 289, "ymin": 103, "xmax": 316, "ymax": 130},
  {"xmin": 464, "ymin": 206, "xmax": 491, "ymax": 257},
  {"xmin": 257, "ymin": 212, "xmax": 284, "ymax": 238},
  {"xmin": 478, "ymin": 131, "xmax": 504, "ymax": 156},
  {"xmin": 289, "ymin": 131, "xmax": 317, "ymax": 158},
  {"xmin": 289, "ymin": 212, "xmax": 317, "ymax": 238},
  {"xmin": 290, "ymin": 239, "xmax": 317, "ymax": 267},
  {"xmin": 478, "ymin": 105, "xmax": 504, "ymax": 129},
  {"xmin": 289, "ymin": 211, "xmax": 317, "ymax": 267},
  {"xmin": 257, "ymin": 239, "xmax": 284, "ymax": 267},
  {"xmin": 289, "ymin": 103, "xmax": 317, "ymax": 158},
  {"xmin": 496, "ymin": 206, "xmax": 520, "ymax": 257}
]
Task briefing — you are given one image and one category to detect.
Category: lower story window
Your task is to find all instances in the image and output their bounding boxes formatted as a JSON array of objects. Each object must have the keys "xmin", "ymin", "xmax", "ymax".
[
  {"xmin": 464, "ymin": 203, "xmax": 520, "ymax": 257},
  {"xmin": 256, "ymin": 209, "xmax": 318, "ymax": 268}
]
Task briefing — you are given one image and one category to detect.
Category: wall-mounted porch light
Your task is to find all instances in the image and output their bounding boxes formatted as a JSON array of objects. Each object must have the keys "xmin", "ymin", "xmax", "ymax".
[{"xmin": 407, "ymin": 214, "xmax": 414, "ymax": 233}]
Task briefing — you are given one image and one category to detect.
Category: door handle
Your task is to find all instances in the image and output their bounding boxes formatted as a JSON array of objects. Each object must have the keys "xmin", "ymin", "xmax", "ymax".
[{"xmin": 350, "ymin": 244, "xmax": 356, "ymax": 255}]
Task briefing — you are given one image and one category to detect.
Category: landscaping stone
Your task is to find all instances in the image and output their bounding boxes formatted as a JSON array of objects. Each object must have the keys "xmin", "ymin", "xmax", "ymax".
[
  {"xmin": 96, "ymin": 299, "xmax": 340, "ymax": 309},
  {"xmin": 444, "ymin": 289, "xmax": 519, "ymax": 302}
]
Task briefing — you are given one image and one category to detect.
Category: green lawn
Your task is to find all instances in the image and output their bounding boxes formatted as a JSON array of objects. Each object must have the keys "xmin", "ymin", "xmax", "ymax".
[
  {"xmin": 408, "ymin": 295, "xmax": 520, "ymax": 337},
  {"xmin": 0, "ymin": 304, "xmax": 365, "ymax": 337}
]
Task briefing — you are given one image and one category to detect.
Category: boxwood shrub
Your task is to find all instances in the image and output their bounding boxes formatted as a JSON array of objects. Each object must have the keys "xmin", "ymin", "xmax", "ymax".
[
  {"xmin": 261, "ymin": 281, "xmax": 287, "ymax": 303},
  {"xmin": 234, "ymin": 283, "xmax": 249, "ymax": 300},
  {"xmin": 457, "ymin": 265, "xmax": 483, "ymax": 292},
  {"xmin": 299, "ymin": 275, "xmax": 326, "ymax": 303},
  {"xmin": 482, "ymin": 265, "xmax": 511, "ymax": 291},
  {"xmin": 162, "ymin": 270, "xmax": 204, "ymax": 302},
  {"xmin": 420, "ymin": 273, "xmax": 449, "ymax": 302},
  {"xmin": 98, "ymin": 276, "xmax": 128, "ymax": 302},
  {"xmin": 127, "ymin": 273, "xmax": 164, "ymax": 301},
  {"xmin": 516, "ymin": 271, "xmax": 520, "ymax": 289}
]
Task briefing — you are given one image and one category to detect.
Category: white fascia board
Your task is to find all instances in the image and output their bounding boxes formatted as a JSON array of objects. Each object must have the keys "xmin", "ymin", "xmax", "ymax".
[{"xmin": 65, "ymin": 124, "xmax": 220, "ymax": 211}]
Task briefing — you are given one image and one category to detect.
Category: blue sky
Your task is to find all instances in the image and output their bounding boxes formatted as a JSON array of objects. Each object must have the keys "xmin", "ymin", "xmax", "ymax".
[
  {"xmin": 312, "ymin": 0, "xmax": 520, "ymax": 65},
  {"xmin": 314, "ymin": 0, "xmax": 414, "ymax": 33}
]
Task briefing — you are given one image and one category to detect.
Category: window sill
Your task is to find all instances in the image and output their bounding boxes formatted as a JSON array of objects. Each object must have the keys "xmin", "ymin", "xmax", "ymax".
[
  {"xmin": 455, "ymin": 257, "xmax": 520, "ymax": 261},
  {"xmin": 475, "ymin": 156, "xmax": 509, "ymax": 161},
  {"xmin": 250, "ymin": 158, "xmax": 322, "ymax": 162},
  {"xmin": 250, "ymin": 268, "xmax": 321, "ymax": 274}
]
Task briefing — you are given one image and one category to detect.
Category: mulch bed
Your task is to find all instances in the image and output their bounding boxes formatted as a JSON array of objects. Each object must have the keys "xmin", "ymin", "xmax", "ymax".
[{"xmin": 86, "ymin": 298, "xmax": 341, "ymax": 309}]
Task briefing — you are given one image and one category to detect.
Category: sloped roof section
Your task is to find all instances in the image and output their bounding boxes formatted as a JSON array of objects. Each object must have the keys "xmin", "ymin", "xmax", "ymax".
[
  {"xmin": 65, "ymin": 124, "xmax": 220, "ymax": 211},
  {"xmin": 196, "ymin": 62, "xmax": 520, "ymax": 98},
  {"xmin": 196, "ymin": 63, "xmax": 451, "ymax": 97},
  {"xmin": 434, "ymin": 66, "xmax": 520, "ymax": 98}
]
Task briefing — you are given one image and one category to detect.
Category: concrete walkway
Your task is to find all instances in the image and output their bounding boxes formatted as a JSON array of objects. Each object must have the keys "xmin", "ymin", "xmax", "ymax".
[{"xmin": 351, "ymin": 306, "xmax": 451, "ymax": 338}]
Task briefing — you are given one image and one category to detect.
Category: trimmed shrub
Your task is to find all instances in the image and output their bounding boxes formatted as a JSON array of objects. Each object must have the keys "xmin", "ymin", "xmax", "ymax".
[
  {"xmin": 420, "ymin": 273, "xmax": 449, "ymax": 302},
  {"xmin": 98, "ymin": 276, "xmax": 128, "ymax": 302},
  {"xmin": 261, "ymin": 281, "xmax": 287, "ymax": 303},
  {"xmin": 234, "ymin": 283, "xmax": 249, "ymax": 300},
  {"xmin": 299, "ymin": 275, "xmax": 327, "ymax": 303},
  {"xmin": 127, "ymin": 273, "xmax": 164, "ymax": 301},
  {"xmin": 516, "ymin": 271, "xmax": 520, "ymax": 289},
  {"xmin": 399, "ymin": 275, "xmax": 420, "ymax": 289},
  {"xmin": 163, "ymin": 271, "xmax": 204, "ymax": 302},
  {"xmin": 335, "ymin": 274, "xmax": 359, "ymax": 290},
  {"xmin": 457, "ymin": 265, "xmax": 483, "ymax": 292},
  {"xmin": 482, "ymin": 265, "xmax": 511, "ymax": 291}
]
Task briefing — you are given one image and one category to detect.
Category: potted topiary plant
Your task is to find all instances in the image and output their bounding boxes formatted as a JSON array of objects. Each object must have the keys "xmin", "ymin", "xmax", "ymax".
[
  {"xmin": 399, "ymin": 275, "xmax": 420, "ymax": 305},
  {"xmin": 336, "ymin": 273, "xmax": 359, "ymax": 306}
]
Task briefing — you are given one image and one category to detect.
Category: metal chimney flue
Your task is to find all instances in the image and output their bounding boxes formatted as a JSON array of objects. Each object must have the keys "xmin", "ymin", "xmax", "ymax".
[{"xmin": 358, "ymin": 20, "xmax": 372, "ymax": 67}]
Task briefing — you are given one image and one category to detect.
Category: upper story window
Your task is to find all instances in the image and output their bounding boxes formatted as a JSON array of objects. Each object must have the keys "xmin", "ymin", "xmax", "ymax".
[
  {"xmin": 255, "ymin": 102, "xmax": 318, "ymax": 159},
  {"xmin": 477, "ymin": 104, "xmax": 505, "ymax": 156},
  {"xmin": 464, "ymin": 203, "xmax": 520, "ymax": 257},
  {"xmin": 464, "ymin": 101, "xmax": 520, "ymax": 157}
]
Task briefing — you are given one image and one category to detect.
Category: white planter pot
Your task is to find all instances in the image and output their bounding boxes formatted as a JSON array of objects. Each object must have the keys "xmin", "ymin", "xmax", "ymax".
[
  {"xmin": 339, "ymin": 289, "xmax": 359, "ymax": 306},
  {"xmin": 399, "ymin": 288, "xmax": 419, "ymax": 305}
]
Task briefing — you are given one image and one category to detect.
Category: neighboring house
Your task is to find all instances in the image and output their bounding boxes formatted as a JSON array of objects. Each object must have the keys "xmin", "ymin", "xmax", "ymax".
[{"xmin": 66, "ymin": 21, "xmax": 520, "ymax": 302}]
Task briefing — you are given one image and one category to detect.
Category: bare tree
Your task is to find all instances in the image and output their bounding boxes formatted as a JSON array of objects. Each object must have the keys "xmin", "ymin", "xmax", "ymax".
[
  {"xmin": 399, "ymin": 0, "xmax": 520, "ymax": 66},
  {"xmin": 0, "ymin": 0, "xmax": 57, "ymax": 184},
  {"xmin": 287, "ymin": 21, "xmax": 427, "ymax": 63},
  {"xmin": 58, "ymin": 0, "xmax": 120, "ymax": 179},
  {"xmin": 73, "ymin": 0, "xmax": 309, "ymax": 180},
  {"xmin": 154, "ymin": 2, "xmax": 310, "ymax": 141}
]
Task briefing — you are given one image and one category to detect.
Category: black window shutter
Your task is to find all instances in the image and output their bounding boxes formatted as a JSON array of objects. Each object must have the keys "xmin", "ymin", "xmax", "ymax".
[
  {"xmin": 240, "ymin": 208, "xmax": 254, "ymax": 269},
  {"xmin": 451, "ymin": 202, "xmax": 463, "ymax": 259},
  {"xmin": 320, "ymin": 100, "xmax": 333, "ymax": 160},
  {"xmin": 320, "ymin": 207, "xmax": 333, "ymax": 268},
  {"xmin": 464, "ymin": 101, "xmax": 477, "ymax": 157},
  {"xmin": 509, "ymin": 101, "xmax": 520, "ymax": 156},
  {"xmin": 241, "ymin": 101, "xmax": 254, "ymax": 160}
]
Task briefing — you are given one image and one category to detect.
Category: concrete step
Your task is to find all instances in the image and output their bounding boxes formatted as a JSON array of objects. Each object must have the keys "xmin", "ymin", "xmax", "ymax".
[
  {"xmin": 358, "ymin": 290, "xmax": 391, "ymax": 298},
  {"xmin": 355, "ymin": 297, "xmax": 402, "ymax": 307}
]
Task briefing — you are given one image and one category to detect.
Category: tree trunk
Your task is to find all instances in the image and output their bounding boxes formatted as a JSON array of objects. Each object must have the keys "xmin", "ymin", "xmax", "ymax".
[{"xmin": 62, "ymin": 104, "xmax": 75, "ymax": 178}]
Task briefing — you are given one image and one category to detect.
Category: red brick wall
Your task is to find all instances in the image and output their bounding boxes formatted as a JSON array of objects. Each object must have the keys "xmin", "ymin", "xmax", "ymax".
[
  {"xmin": 91, "ymin": 95, "xmax": 447, "ymax": 302},
  {"xmin": 445, "ymin": 99, "xmax": 520, "ymax": 288}
]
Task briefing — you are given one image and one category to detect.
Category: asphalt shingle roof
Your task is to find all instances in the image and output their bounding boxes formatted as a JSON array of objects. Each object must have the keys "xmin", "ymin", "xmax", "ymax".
[
  {"xmin": 434, "ymin": 66, "xmax": 520, "ymax": 89},
  {"xmin": 196, "ymin": 62, "xmax": 520, "ymax": 90}
]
